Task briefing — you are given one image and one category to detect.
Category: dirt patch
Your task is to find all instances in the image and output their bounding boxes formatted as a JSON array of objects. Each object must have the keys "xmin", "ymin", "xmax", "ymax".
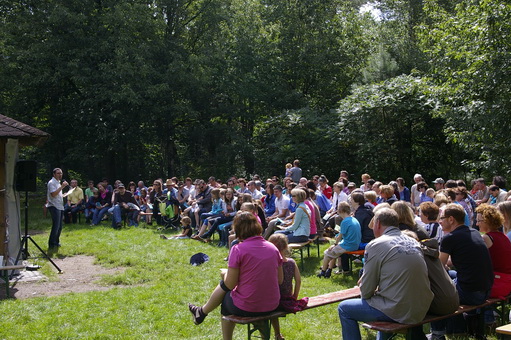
[{"xmin": 4, "ymin": 255, "xmax": 127, "ymax": 300}]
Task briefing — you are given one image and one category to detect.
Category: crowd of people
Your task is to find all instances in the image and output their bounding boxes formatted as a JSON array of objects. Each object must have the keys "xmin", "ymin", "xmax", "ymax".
[{"xmin": 46, "ymin": 161, "xmax": 511, "ymax": 339}]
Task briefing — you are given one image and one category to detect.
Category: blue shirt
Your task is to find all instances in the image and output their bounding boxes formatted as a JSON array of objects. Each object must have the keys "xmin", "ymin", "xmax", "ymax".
[
  {"xmin": 264, "ymin": 194, "xmax": 276, "ymax": 216},
  {"xmin": 339, "ymin": 216, "xmax": 362, "ymax": 251}
]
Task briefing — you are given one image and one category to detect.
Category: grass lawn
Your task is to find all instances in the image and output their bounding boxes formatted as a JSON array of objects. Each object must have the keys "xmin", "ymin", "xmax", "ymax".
[{"xmin": 0, "ymin": 198, "xmax": 499, "ymax": 339}]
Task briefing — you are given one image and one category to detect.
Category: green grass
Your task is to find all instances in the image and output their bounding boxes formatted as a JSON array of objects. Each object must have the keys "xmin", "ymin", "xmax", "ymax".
[{"xmin": 0, "ymin": 199, "xmax": 499, "ymax": 339}]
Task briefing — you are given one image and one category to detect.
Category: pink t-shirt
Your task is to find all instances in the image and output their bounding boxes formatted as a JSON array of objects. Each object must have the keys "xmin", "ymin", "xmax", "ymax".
[
  {"xmin": 304, "ymin": 200, "xmax": 317, "ymax": 235},
  {"xmin": 229, "ymin": 236, "xmax": 283, "ymax": 312}
]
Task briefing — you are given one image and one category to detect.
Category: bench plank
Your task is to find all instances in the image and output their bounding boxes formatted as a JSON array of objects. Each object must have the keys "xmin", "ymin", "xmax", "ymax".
[
  {"xmin": 362, "ymin": 298, "xmax": 503, "ymax": 333},
  {"xmin": 222, "ymin": 286, "xmax": 361, "ymax": 325}
]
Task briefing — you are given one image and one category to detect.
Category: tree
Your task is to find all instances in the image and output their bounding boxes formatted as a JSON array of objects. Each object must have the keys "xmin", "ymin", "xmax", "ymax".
[
  {"xmin": 335, "ymin": 75, "xmax": 459, "ymax": 181},
  {"xmin": 418, "ymin": 0, "xmax": 511, "ymax": 177}
]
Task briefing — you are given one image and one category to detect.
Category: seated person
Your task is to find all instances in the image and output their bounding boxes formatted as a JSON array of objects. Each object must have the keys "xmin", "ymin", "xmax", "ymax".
[
  {"xmin": 419, "ymin": 201, "xmax": 443, "ymax": 241},
  {"xmin": 63, "ymin": 179, "xmax": 84, "ymax": 224},
  {"xmin": 430, "ymin": 204, "xmax": 493, "ymax": 339},
  {"xmin": 188, "ymin": 212, "xmax": 283, "ymax": 340},
  {"xmin": 476, "ymin": 204, "xmax": 511, "ymax": 299},
  {"xmin": 161, "ymin": 216, "xmax": 192, "ymax": 239},
  {"xmin": 274, "ymin": 189, "xmax": 311, "ymax": 243},
  {"xmin": 109, "ymin": 183, "xmax": 140, "ymax": 229},
  {"xmin": 338, "ymin": 208, "xmax": 433, "ymax": 340},
  {"xmin": 84, "ymin": 188, "xmax": 99, "ymax": 224},
  {"xmin": 318, "ymin": 202, "xmax": 361, "ymax": 278},
  {"xmin": 263, "ymin": 185, "xmax": 290, "ymax": 239},
  {"xmin": 91, "ymin": 182, "xmax": 112, "ymax": 226}
]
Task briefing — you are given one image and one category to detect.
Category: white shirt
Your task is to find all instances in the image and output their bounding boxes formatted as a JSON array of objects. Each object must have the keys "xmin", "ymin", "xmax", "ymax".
[
  {"xmin": 275, "ymin": 195, "xmax": 290, "ymax": 217},
  {"xmin": 250, "ymin": 189, "xmax": 263, "ymax": 200},
  {"xmin": 47, "ymin": 177, "xmax": 64, "ymax": 210}
]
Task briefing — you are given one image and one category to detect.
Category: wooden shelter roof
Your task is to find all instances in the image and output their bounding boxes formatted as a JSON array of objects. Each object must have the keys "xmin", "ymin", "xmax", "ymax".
[{"xmin": 0, "ymin": 114, "xmax": 49, "ymax": 146}]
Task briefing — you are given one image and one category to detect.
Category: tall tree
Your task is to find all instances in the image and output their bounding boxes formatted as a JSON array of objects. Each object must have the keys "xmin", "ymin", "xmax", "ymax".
[{"xmin": 418, "ymin": 0, "xmax": 511, "ymax": 176}]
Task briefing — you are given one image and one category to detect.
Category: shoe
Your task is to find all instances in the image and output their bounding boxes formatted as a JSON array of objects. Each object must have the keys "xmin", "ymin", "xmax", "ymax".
[
  {"xmin": 160, "ymin": 234, "xmax": 168, "ymax": 239},
  {"xmin": 324, "ymin": 268, "xmax": 332, "ymax": 278},
  {"xmin": 276, "ymin": 334, "xmax": 285, "ymax": 340},
  {"xmin": 188, "ymin": 303, "xmax": 207, "ymax": 325},
  {"xmin": 317, "ymin": 270, "xmax": 326, "ymax": 278},
  {"xmin": 114, "ymin": 223, "xmax": 122, "ymax": 229},
  {"xmin": 334, "ymin": 270, "xmax": 352, "ymax": 275},
  {"xmin": 426, "ymin": 334, "xmax": 446, "ymax": 340}
]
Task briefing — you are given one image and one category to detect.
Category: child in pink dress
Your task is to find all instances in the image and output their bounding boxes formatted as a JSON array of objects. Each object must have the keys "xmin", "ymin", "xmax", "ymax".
[{"xmin": 268, "ymin": 233, "xmax": 308, "ymax": 340}]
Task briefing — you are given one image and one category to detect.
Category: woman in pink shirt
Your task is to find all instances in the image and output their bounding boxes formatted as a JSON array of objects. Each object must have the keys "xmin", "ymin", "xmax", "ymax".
[{"xmin": 189, "ymin": 212, "xmax": 283, "ymax": 340}]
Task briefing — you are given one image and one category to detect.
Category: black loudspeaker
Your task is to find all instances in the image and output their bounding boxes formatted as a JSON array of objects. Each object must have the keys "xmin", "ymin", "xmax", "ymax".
[{"xmin": 16, "ymin": 160, "xmax": 37, "ymax": 192}]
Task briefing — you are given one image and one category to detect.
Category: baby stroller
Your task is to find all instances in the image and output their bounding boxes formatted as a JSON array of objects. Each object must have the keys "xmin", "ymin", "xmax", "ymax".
[{"xmin": 155, "ymin": 193, "xmax": 181, "ymax": 231}]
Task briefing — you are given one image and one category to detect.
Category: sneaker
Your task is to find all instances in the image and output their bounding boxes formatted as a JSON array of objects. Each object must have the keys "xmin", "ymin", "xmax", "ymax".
[
  {"xmin": 334, "ymin": 270, "xmax": 352, "ymax": 275},
  {"xmin": 324, "ymin": 268, "xmax": 332, "ymax": 278},
  {"xmin": 317, "ymin": 270, "xmax": 325, "ymax": 278},
  {"xmin": 188, "ymin": 303, "xmax": 207, "ymax": 325}
]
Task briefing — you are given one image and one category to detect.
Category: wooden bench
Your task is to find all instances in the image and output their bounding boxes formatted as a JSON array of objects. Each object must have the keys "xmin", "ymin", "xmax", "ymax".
[
  {"xmin": 0, "ymin": 265, "xmax": 26, "ymax": 298},
  {"xmin": 288, "ymin": 235, "xmax": 320, "ymax": 271},
  {"xmin": 362, "ymin": 297, "xmax": 507, "ymax": 339},
  {"xmin": 222, "ymin": 286, "xmax": 361, "ymax": 339},
  {"xmin": 345, "ymin": 249, "xmax": 365, "ymax": 272},
  {"xmin": 496, "ymin": 323, "xmax": 511, "ymax": 339}
]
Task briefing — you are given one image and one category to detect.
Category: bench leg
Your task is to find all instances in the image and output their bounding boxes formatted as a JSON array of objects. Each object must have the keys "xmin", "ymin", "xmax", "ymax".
[
  {"xmin": 299, "ymin": 248, "xmax": 304, "ymax": 271},
  {"xmin": 248, "ymin": 320, "xmax": 271, "ymax": 340},
  {"xmin": 405, "ymin": 325, "xmax": 426, "ymax": 340}
]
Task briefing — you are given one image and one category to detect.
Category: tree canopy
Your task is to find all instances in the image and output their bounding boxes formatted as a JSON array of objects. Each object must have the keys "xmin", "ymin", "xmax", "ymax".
[{"xmin": 1, "ymin": 0, "xmax": 510, "ymax": 184}]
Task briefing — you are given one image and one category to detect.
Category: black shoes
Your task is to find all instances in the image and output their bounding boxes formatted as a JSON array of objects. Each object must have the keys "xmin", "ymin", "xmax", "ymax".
[
  {"xmin": 188, "ymin": 303, "xmax": 207, "ymax": 325},
  {"xmin": 317, "ymin": 268, "xmax": 332, "ymax": 278}
]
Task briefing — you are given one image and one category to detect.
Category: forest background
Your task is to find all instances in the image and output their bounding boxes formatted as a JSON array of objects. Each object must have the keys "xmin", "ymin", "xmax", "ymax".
[{"xmin": 1, "ymin": 0, "xmax": 510, "ymax": 187}]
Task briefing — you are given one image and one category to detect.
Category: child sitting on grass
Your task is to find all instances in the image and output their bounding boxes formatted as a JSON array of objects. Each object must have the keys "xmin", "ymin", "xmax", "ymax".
[
  {"xmin": 268, "ymin": 233, "xmax": 308, "ymax": 340},
  {"xmin": 160, "ymin": 216, "xmax": 192, "ymax": 239}
]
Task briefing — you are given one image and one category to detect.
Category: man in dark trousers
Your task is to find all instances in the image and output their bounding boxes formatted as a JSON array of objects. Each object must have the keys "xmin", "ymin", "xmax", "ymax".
[
  {"xmin": 110, "ymin": 183, "xmax": 140, "ymax": 228},
  {"xmin": 429, "ymin": 203, "xmax": 493, "ymax": 339},
  {"xmin": 47, "ymin": 168, "xmax": 68, "ymax": 249}
]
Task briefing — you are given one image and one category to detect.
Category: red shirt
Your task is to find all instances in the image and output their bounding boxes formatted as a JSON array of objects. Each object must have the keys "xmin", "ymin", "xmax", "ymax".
[
  {"xmin": 321, "ymin": 185, "xmax": 332, "ymax": 199},
  {"xmin": 488, "ymin": 231, "xmax": 511, "ymax": 274}
]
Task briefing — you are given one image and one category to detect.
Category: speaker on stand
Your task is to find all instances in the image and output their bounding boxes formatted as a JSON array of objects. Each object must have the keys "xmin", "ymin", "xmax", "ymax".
[{"xmin": 12, "ymin": 161, "xmax": 62, "ymax": 276}]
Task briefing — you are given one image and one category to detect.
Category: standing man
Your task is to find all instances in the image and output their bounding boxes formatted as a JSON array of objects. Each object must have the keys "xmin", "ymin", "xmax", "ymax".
[
  {"xmin": 47, "ymin": 168, "xmax": 68, "ymax": 249},
  {"xmin": 289, "ymin": 159, "xmax": 302, "ymax": 184},
  {"xmin": 338, "ymin": 208, "xmax": 433, "ymax": 340},
  {"xmin": 63, "ymin": 179, "xmax": 84, "ymax": 224}
]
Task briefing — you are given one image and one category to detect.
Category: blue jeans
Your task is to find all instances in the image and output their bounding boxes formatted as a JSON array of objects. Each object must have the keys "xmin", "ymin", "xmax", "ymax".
[
  {"xmin": 203, "ymin": 216, "xmax": 233, "ymax": 239},
  {"xmin": 274, "ymin": 229, "xmax": 308, "ymax": 243},
  {"xmin": 338, "ymin": 298, "xmax": 395, "ymax": 340},
  {"xmin": 48, "ymin": 206, "xmax": 63, "ymax": 248},
  {"xmin": 64, "ymin": 203, "xmax": 83, "ymax": 223},
  {"xmin": 110, "ymin": 205, "xmax": 139, "ymax": 227},
  {"xmin": 92, "ymin": 206, "xmax": 109, "ymax": 225}
]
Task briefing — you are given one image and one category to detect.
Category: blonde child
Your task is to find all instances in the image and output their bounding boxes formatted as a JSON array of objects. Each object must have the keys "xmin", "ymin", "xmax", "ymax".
[
  {"xmin": 426, "ymin": 188, "xmax": 435, "ymax": 200},
  {"xmin": 161, "ymin": 216, "xmax": 192, "ymax": 239},
  {"xmin": 268, "ymin": 233, "xmax": 308, "ymax": 340},
  {"xmin": 285, "ymin": 163, "xmax": 292, "ymax": 178}
]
